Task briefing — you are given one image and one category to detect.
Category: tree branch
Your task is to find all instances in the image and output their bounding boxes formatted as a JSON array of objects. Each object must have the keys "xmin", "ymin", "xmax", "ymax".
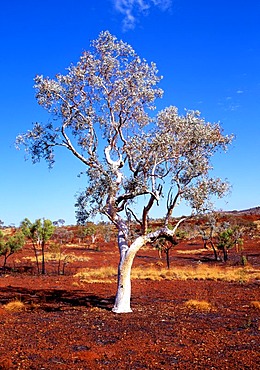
[
  {"xmin": 165, "ymin": 186, "xmax": 181, "ymax": 227},
  {"xmin": 61, "ymin": 124, "xmax": 90, "ymax": 166},
  {"xmin": 126, "ymin": 207, "xmax": 142, "ymax": 227},
  {"xmin": 142, "ymin": 184, "xmax": 162, "ymax": 235}
]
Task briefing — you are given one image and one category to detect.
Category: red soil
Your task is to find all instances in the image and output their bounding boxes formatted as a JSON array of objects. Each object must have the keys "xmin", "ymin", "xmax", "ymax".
[{"xmin": 0, "ymin": 218, "xmax": 259, "ymax": 370}]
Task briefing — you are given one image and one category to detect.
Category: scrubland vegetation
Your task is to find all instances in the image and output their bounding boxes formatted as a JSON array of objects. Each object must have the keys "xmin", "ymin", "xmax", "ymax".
[{"xmin": 0, "ymin": 210, "xmax": 259, "ymax": 282}]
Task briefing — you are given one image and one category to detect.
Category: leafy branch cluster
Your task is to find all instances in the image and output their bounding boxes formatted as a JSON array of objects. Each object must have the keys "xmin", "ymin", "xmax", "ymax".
[{"xmin": 16, "ymin": 31, "xmax": 233, "ymax": 241}]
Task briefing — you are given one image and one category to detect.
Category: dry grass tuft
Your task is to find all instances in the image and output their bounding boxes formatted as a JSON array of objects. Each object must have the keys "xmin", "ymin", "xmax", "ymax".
[
  {"xmin": 176, "ymin": 248, "xmax": 207, "ymax": 255},
  {"xmin": 71, "ymin": 281, "xmax": 81, "ymax": 287},
  {"xmin": 73, "ymin": 264, "xmax": 260, "ymax": 283},
  {"xmin": 4, "ymin": 300, "xmax": 26, "ymax": 312},
  {"xmin": 250, "ymin": 301, "xmax": 260, "ymax": 310},
  {"xmin": 23, "ymin": 253, "xmax": 90, "ymax": 263},
  {"xmin": 89, "ymin": 306, "xmax": 104, "ymax": 312},
  {"xmin": 75, "ymin": 266, "xmax": 117, "ymax": 283},
  {"xmin": 184, "ymin": 299, "xmax": 213, "ymax": 312},
  {"xmin": 131, "ymin": 264, "xmax": 260, "ymax": 283}
]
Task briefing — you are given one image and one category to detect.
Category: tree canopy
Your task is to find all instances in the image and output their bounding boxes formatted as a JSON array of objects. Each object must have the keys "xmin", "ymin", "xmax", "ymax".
[{"xmin": 16, "ymin": 31, "xmax": 233, "ymax": 312}]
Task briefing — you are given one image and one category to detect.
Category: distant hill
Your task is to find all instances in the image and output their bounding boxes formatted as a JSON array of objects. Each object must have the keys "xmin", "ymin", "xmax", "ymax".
[{"xmin": 225, "ymin": 206, "xmax": 260, "ymax": 215}]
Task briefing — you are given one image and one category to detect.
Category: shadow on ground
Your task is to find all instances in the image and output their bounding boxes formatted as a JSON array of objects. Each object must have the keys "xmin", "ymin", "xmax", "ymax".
[{"xmin": 0, "ymin": 285, "xmax": 114, "ymax": 311}]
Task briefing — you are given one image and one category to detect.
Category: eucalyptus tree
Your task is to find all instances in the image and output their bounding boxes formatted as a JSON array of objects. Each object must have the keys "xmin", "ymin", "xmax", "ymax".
[
  {"xmin": 21, "ymin": 218, "xmax": 54, "ymax": 274},
  {"xmin": 16, "ymin": 31, "xmax": 233, "ymax": 312},
  {"xmin": 197, "ymin": 213, "xmax": 247, "ymax": 262},
  {"xmin": 0, "ymin": 230, "xmax": 25, "ymax": 272},
  {"xmin": 21, "ymin": 218, "xmax": 40, "ymax": 273}
]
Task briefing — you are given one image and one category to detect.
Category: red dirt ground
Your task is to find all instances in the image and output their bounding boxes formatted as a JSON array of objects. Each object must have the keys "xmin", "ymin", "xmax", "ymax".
[{"xmin": 0, "ymin": 218, "xmax": 259, "ymax": 369}]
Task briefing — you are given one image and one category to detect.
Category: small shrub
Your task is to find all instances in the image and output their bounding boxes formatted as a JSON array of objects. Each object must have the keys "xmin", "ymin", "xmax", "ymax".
[
  {"xmin": 155, "ymin": 261, "xmax": 164, "ymax": 267},
  {"xmin": 250, "ymin": 301, "xmax": 260, "ymax": 310},
  {"xmin": 184, "ymin": 299, "xmax": 213, "ymax": 312},
  {"xmin": 75, "ymin": 266, "xmax": 117, "ymax": 283},
  {"xmin": 241, "ymin": 255, "xmax": 248, "ymax": 266},
  {"xmin": 4, "ymin": 300, "xmax": 26, "ymax": 312}
]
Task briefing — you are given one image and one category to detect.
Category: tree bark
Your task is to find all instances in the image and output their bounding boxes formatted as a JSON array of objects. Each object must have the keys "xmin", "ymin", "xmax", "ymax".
[
  {"xmin": 112, "ymin": 219, "xmax": 186, "ymax": 313},
  {"xmin": 41, "ymin": 241, "xmax": 46, "ymax": 275},
  {"xmin": 113, "ymin": 229, "xmax": 133, "ymax": 313},
  {"xmin": 223, "ymin": 246, "xmax": 228, "ymax": 262},
  {"xmin": 32, "ymin": 243, "xmax": 40, "ymax": 274},
  {"xmin": 112, "ymin": 231, "xmax": 146, "ymax": 313}
]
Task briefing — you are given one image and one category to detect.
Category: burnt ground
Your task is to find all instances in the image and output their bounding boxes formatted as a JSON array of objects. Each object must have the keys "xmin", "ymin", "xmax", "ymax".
[{"xmin": 0, "ymin": 228, "xmax": 259, "ymax": 369}]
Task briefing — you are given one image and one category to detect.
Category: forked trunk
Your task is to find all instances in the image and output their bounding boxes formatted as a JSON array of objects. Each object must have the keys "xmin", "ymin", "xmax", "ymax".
[
  {"xmin": 112, "ymin": 219, "xmax": 186, "ymax": 313},
  {"xmin": 112, "ymin": 231, "xmax": 146, "ymax": 313}
]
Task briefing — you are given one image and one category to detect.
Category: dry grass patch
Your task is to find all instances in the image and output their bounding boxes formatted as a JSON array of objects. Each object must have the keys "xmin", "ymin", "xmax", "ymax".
[
  {"xmin": 131, "ymin": 266, "xmax": 166, "ymax": 281},
  {"xmin": 250, "ymin": 301, "xmax": 260, "ymax": 310},
  {"xmin": 23, "ymin": 253, "xmax": 90, "ymax": 263},
  {"xmin": 176, "ymin": 248, "xmax": 208, "ymax": 255},
  {"xmin": 254, "ymin": 220, "xmax": 260, "ymax": 229},
  {"xmin": 132, "ymin": 264, "xmax": 260, "ymax": 282},
  {"xmin": 75, "ymin": 266, "xmax": 117, "ymax": 283},
  {"xmin": 169, "ymin": 265, "xmax": 255, "ymax": 282},
  {"xmin": 4, "ymin": 300, "xmax": 26, "ymax": 312},
  {"xmin": 184, "ymin": 299, "xmax": 214, "ymax": 312},
  {"xmin": 74, "ymin": 264, "xmax": 260, "ymax": 283}
]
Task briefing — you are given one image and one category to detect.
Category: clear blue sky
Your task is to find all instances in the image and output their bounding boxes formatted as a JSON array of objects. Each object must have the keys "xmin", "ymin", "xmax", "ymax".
[{"xmin": 1, "ymin": 0, "xmax": 259, "ymax": 226}]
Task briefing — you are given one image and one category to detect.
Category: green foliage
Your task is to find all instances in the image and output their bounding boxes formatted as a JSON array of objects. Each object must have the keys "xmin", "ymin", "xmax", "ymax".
[
  {"xmin": 20, "ymin": 218, "xmax": 54, "ymax": 274},
  {"xmin": 36, "ymin": 219, "xmax": 55, "ymax": 242},
  {"xmin": 175, "ymin": 229, "xmax": 188, "ymax": 240},
  {"xmin": 197, "ymin": 213, "xmax": 247, "ymax": 262},
  {"xmin": 241, "ymin": 255, "xmax": 248, "ymax": 266},
  {"xmin": 84, "ymin": 224, "xmax": 97, "ymax": 237},
  {"xmin": 20, "ymin": 218, "xmax": 37, "ymax": 242},
  {"xmin": 217, "ymin": 228, "xmax": 235, "ymax": 251},
  {"xmin": 15, "ymin": 31, "xmax": 234, "ymax": 312},
  {"xmin": 21, "ymin": 218, "xmax": 54, "ymax": 244},
  {"xmin": 16, "ymin": 31, "xmax": 233, "ymax": 228},
  {"xmin": 0, "ymin": 230, "xmax": 25, "ymax": 271},
  {"xmin": 217, "ymin": 226, "xmax": 243, "ymax": 251}
]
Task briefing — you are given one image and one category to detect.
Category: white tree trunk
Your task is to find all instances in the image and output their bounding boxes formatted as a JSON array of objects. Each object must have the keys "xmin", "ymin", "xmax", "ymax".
[
  {"xmin": 112, "ymin": 231, "xmax": 146, "ymax": 313},
  {"xmin": 112, "ymin": 219, "xmax": 186, "ymax": 313},
  {"xmin": 112, "ymin": 251, "xmax": 133, "ymax": 313}
]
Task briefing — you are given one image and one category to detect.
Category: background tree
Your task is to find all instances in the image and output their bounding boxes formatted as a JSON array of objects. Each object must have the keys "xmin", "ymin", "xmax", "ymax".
[
  {"xmin": 20, "ymin": 218, "xmax": 41, "ymax": 273},
  {"xmin": 21, "ymin": 218, "xmax": 54, "ymax": 274},
  {"xmin": 48, "ymin": 242, "xmax": 72, "ymax": 275},
  {"xmin": 84, "ymin": 222, "xmax": 98, "ymax": 246},
  {"xmin": 197, "ymin": 214, "xmax": 245, "ymax": 262},
  {"xmin": 0, "ymin": 230, "xmax": 25, "ymax": 272},
  {"xmin": 155, "ymin": 238, "xmax": 178, "ymax": 269},
  {"xmin": 53, "ymin": 219, "xmax": 65, "ymax": 227},
  {"xmin": 197, "ymin": 213, "xmax": 221, "ymax": 261},
  {"xmin": 16, "ymin": 31, "xmax": 233, "ymax": 313},
  {"xmin": 217, "ymin": 221, "xmax": 245, "ymax": 262},
  {"xmin": 76, "ymin": 225, "xmax": 88, "ymax": 245},
  {"xmin": 98, "ymin": 221, "xmax": 114, "ymax": 243},
  {"xmin": 52, "ymin": 227, "xmax": 73, "ymax": 245},
  {"xmin": 154, "ymin": 225, "xmax": 186, "ymax": 268}
]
